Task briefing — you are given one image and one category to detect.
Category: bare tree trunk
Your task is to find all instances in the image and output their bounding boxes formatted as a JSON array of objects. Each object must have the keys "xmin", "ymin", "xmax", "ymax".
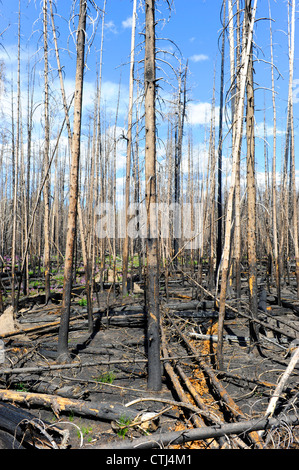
[
  {"xmin": 94, "ymin": 1, "xmax": 106, "ymax": 294},
  {"xmin": 217, "ymin": 0, "xmax": 258, "ymax": 369},
  {"xmin": 287, "ymin": 0, "xmax": 299, "ymax": 299},
  {"xmin": 24, "ymin": 62, "xmax": 35, "ymax": 297},
  {"xmin": 144, "ymin": 0, "xmax": 161, "ymax": 391},
  {"xmin": 134, "ymin": 86, "xmax": 142, "ymax": 280},
  {"xmin": 11, "ymin": 0, "xmax": 21, "ymax": 314},
  {"xmin": 57, "ymin": 0, "xmax": 87, "ymax": 361},
  {"xmin": 269, "ymin": 0, "xmax": 280, "ymax": 305},
  {"xmin": 122, "ymin": 0, "xmax": 137, "ymax": 296},
  {"xmin": 43, "ymin": 0, "xmax": 51, "ymax": 304},
  {"xmin": 207, "ymin": 85, "xmax": 216, "ymax": 289},
  {"xmin": 245, "ymin": 0, "xmax": 260, "ymax": 351},
  {"xmin": 173, "ymin": 62, "xmax": 188, "ymax": 270},
  {"xmin": 228, "ymin": 0, "xmax": 242, "ymax": 303},
  {"xmin": 216, "ymin": 0, "xmax": 226, "ymax": 278}
]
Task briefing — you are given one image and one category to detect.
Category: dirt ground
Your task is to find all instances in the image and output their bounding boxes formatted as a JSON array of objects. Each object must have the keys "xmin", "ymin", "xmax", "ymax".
[{"xmin": 0, "ymin": 276, "xmax": 299, "ymax": 450}]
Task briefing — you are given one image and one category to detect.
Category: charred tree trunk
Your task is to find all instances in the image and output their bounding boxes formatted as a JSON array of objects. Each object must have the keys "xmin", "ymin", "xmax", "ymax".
[
  {"xmin": 288, "ymin": 0, "xmax": 299, "ymax": 299},
  {"xmin": 144, "ymin": 0, "xmax": 161, "ymax": 391},
  {"xmin": 245, "ymin": 1, "xmax": 260, "ymax": 351}
]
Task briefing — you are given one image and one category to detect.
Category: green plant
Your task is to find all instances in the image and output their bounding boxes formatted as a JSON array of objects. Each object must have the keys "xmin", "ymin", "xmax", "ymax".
[
  {"xmin": 54, "ymin": 274, "xmax": 64, "ymax": 284},
  {"xmin": 15, "ymin": 382, "xmax": 29, "ymax": 392},
  {"xmin": 116, "ymin": 416, "xmax": 132, "ymax": 439},
  {"xmin": 29, "ymin": 280, "xmax": 39, "ymax": 288},
  {"xmin": 77, "ymin": 425, "xmax": 93, "ymax": 440},
  {"xmin": 78, "ymin": 297, "xmax": 87, "ymax": 306},
  {"xmin": 95, "ymin": 370, "xmax": 116, "ymax": 384}
]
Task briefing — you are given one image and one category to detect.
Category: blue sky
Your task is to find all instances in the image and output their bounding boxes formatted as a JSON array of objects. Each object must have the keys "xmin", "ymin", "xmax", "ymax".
[{"xmin": 0, "ymin": 0, "xmax": 298, "ymax": 192}]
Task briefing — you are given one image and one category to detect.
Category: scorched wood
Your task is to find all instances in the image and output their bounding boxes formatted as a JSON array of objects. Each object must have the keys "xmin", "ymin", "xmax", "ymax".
[
  {"xmin": 0, "ymin": 389, "xmax": 140, "ymax": 422},
  {"xmin": 0, "ymin": 401, "xmax": 68, "ymax": 449}
]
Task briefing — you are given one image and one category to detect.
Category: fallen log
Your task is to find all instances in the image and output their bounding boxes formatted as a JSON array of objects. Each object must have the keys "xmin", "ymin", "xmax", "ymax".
[
  {"xmin": 100, "ymin": 313, "xmax": 145, "ymax": 327},
  {"xmin": 0, "ymin": 352, "xmax": 209, "ymax": 377},
  {"xmin": 189, "ymin": 332, "xmax": 250, "ymax": 344},
  {"xmin": 0, "ymin": 359, "xmax": 148, "ymax": 376},
  {"xmin": 0, "ymin": 389, "xmax": 140, "ymax": 422},
  {"xmin": 263, "ymin": 346, "xmax": 299, "ymax": 419},
  {"xmin": 280, "ymin": 298, "xmax": 299, "ymax": 314},
  {"xmin": 98, "ymin": 310, "xmax": 232, "ymax": 327},
  {"xmin": 160, "ymin": 327, "xmax": 219, "ymax": 449},
  {"xmin": 0, "ymin": 429, "xmax": 25, "ymax": 449},
  {"xmin": 216, "ymin": 369, "xmax": 276, "ymax": 389},
  {"xmin": 167, "ymin": 292, "xmax": 192, "ymax": 300},
  {"xmin": 174, "ymin": 364, "xmax": 249, "ymax": 449},
  {"xmin": 165, "ymin": 300, "xmax": 201, "ymax": 311},
  {"xmin": 172, "ymin": 311, "xmax": 235, "ymax": 320},
  {"xmin": 181, "ymin": 272, "xmax": 299, "ymax": 340},
  {"xmin": 0, "ymin": 401, "xmax": 69, "ymax": 449},
  {"xmin": 164, "ymin": 310, "xmax": 264, "ymax": 449},
  {"xmin": 91, "ymin": 413, "xmax": 299, "ymax": 449},
  {"xmin": 0, "ymin": 314, "xmax": 83, "ymax": 339}
]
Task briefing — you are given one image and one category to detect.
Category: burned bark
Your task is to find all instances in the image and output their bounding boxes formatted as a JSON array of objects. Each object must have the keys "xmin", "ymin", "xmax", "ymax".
[
  {"xmin": 144, "ymin": 0, "xmax": 162, "ymax": 391},
  {"xmin": 92, "ymin": 413, "xmax": 299, "ymax": 449},
  {"xmin": 0, "ymin": 389, "xmax": 139, "ymax": 423},
  {"xmin": 0, "ymin": 401, "xmax": 68, "ymax": 449}
]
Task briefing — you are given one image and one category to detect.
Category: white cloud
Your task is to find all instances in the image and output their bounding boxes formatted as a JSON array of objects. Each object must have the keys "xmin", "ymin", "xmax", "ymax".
[
  {"xmin": 122, "ymin": 16, "xmax": 133, "ymax": 29},
  {"xmin": 181, "ymin": 141, "xmax": 209, "ymax": 176},
  {"xmin": 186, "ymin": 101, "xmax": 218, "ymax": 126},
  {"xmin": 293, "ymin": 78, "xmax": 299, "ymax": 104},
  {"xmin": 61, "ymin": 78, "xmax": 129, "ymax": 120},
  {"xmin": 255, "ymin": 122, "xmax": 285, "ymax": 139},
  {"xmin": 0, "ymin": 43, "xmax": 38, "ymax": 66},
  {"xmin": 189, "ymin": 54, "xmax": 209, "ymax": 63},
  {"xmin": 105, "ymin": 20, "xmax": 118, "ymax": 34}
]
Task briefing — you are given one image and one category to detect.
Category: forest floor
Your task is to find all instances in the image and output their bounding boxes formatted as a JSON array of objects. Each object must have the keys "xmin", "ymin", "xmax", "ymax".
[{"xmin": 0, "ymin": 267, "xmax": 299, "ymax": 451}]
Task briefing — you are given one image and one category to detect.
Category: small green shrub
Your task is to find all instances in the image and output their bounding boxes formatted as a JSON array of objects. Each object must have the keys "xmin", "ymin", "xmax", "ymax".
[
  {"xmin": 116, "ymin": 416, "xmax": 132, "ymax": 439},
  {"xmin": 15, "ymin": 382, "xmax": 29, "ymax": 392},
  {"xmin": 77, "ymin": 425, "xmax": 93, "ymax": 439},
  {"xmin": 95, "ymin": 370, "xmax": 116, "ymax": 384}
]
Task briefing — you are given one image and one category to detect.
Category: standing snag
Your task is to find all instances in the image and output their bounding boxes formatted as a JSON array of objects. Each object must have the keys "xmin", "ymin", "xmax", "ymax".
[
  {"xmin": 216, "ymin": 0, "xmax": 258, "ymax": 369},
  {"xmin": 144, "ymin": 0, "xmax": 162, "ymax": 392},
  {"xmin": 57, "ymin": 0, "xmax": 87, "ymax": 362}
]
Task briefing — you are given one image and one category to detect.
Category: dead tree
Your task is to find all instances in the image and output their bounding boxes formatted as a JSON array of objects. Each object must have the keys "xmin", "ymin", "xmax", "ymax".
[
  {"xmin": 57, "ymin": 0, "xmax": 87, "ymax": 361},
  {"xmin": 245, "ymin": 0, "xmax": 260, "ymax": 351},
  {"xmin": 11, "ymin": 0, "xmax": 21, "ymax": 314},
  {"xmin": 287, "ymin": 0, "xmax": 299, "ymax": 299},
  {"xmin": 43, "ymin": 0, "xmax": 51, "ymax": 304},
  {"xmin": 173, "ymin": 62, "xmax": 188, "ymax": 269},
  {"xmin": 144, "ymin": 0, "xmax": 162, "ymax": 391},
  {"xmin": 217, "ymin": 0, "xmax": 258, "ymax": 369},
  {"xmin": 122, "ymin": 0, "xmax": 137, "ymax": 296},
  {"xmin": 216, "ymin": 0, "xmax": 226, "ymax": 278},
  {"xmin": 269, "ymin": 0, "xmax": 281, "ymax": 305}
]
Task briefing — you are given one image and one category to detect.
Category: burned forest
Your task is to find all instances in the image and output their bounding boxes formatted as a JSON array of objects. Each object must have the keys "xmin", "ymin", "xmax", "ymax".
[{"xmin": 0, "ymin": 0, "xmax": 298, "ymax": 453}]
